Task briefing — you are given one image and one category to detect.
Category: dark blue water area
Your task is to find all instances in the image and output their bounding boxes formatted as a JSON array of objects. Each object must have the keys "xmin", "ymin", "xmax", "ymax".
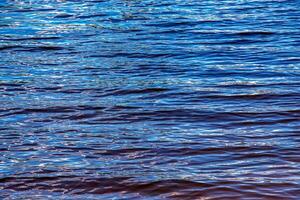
[{"xmin": 0, "ymin": 0, "xmax": 300, "ymax": 199}]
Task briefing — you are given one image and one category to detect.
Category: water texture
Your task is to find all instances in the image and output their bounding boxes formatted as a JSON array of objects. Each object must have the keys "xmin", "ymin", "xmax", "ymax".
[{"xmin": 0, "ymin": 0, "xmax": 300, "ymax": 199}]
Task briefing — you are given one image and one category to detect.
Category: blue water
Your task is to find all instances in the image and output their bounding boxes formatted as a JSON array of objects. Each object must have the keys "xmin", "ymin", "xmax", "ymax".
[{"xmin": 1, "ymin": 0, "xmax": 300, "ymax": 199}]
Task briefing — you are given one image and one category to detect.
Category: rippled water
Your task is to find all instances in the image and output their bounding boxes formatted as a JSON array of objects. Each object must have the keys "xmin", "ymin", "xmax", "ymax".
[{"xmin": 1, "ymin": 0, "xmax": 300, "ymax": 199}]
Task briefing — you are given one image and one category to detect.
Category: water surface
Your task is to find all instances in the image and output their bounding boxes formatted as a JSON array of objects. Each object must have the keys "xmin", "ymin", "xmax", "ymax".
[{"xmin": 0, "ymin": 0, "xmax": 300, "ymax": 199}]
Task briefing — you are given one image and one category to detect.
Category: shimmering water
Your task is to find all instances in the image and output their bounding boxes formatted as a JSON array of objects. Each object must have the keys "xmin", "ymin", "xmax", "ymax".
[{"xmin": 1, "ymin": 0, "xmax": 300, "ymax": 199}]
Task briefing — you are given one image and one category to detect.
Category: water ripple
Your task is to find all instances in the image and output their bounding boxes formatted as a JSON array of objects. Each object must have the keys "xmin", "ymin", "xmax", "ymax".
[{"xmin": 1, "ymin": 0, "xmax": 300, "ymax": 199}]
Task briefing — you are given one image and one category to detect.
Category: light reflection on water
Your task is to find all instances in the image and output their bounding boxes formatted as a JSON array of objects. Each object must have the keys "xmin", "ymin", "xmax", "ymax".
[{"xmin": 1, "ymin": 0, "xmax": 300, "ymax": 199}]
